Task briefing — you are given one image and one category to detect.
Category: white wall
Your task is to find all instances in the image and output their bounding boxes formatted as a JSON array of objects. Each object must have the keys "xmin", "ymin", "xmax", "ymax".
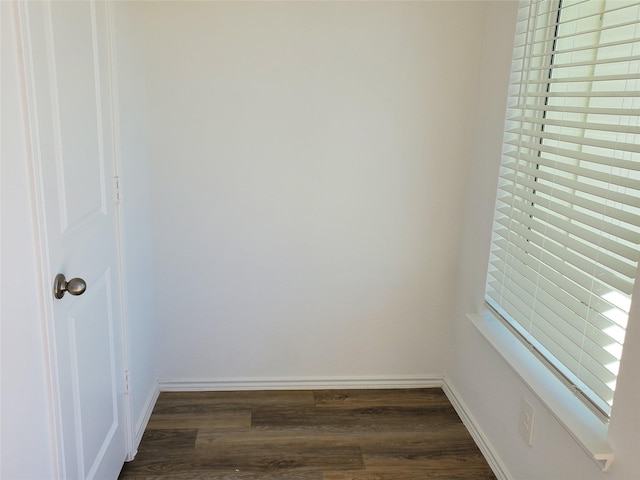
[
  {"xmin": 447, "ymin": 2, "xmax": 640, "ymax": 479},
  {"xmin": 140, "ymin": 1, "xmax": 489, "ymax": 382},
  {"xmin": 0, "ymin": 2, "xmax": 56, "ymax": 477}
]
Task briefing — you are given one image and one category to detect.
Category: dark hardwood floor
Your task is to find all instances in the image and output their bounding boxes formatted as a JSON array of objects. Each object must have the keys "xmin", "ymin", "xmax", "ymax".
[{"xmin": 119, "ymin": 388, "xmax": 497, "ymax": 479}]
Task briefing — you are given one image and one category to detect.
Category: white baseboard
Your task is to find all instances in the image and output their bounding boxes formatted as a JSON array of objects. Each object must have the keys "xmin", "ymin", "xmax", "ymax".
[
  {"xmin": 442, "ymin": 376, "xmax": 512, "ymax": 480},
  {"xmin": 158, "ymin": 374, "xmax": 443, "ymax": 392},
  {"xmin": 128, "ymin": 379, "xmax": 160, "ymax": 459}
]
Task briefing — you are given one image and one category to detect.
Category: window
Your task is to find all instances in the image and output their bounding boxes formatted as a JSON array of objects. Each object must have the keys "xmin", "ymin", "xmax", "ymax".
[{"xmin": 486, "ymin": 0, "xmax": 640, "ymax": 419}]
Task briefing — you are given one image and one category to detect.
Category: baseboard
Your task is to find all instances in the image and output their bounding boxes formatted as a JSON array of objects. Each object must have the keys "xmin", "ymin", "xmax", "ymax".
[
  {"xmin": 159, "ymin": 374, "xmax": 443, "ymax": 392},
  {"xmin": 128, "ymin": 379, "xmax": 160, "ymax": 460},
  {"xmin": 442, "ymin": 376, "xmax": 512, "ymax": 480}
]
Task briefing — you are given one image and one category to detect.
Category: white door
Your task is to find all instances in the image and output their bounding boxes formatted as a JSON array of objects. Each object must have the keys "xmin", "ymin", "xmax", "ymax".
[{"xmin": 20, "ymin": 2, "xmax": 129, "ymax": 478}]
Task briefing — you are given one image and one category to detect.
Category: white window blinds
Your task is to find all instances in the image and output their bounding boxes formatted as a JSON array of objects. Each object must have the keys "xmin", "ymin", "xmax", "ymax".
[{"xmin": 486, "ymin": 0, "xmax": 640, "ymax": 418}]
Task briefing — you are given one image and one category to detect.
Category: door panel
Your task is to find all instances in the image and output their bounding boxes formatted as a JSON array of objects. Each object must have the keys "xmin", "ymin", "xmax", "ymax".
[
  {"xmin": 21, "ymin": 1, "xmax": 128, "ymax": 478},
  {"xmin": 68, "ymin": 270, "xmax": 119, "ymax": 477},
  {"xmin": 51, "ymin": 2, "xmax": 106, "ymax": 228}
]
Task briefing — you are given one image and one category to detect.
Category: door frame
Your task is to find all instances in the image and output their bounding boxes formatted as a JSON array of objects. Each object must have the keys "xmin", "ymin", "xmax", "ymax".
[{"xmin": 13, "ymin": 1, "xmax": 133, "ymax": 476}]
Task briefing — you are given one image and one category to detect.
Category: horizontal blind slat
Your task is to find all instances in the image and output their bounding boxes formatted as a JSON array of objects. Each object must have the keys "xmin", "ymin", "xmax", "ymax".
[
  {"xmin": 511, "ymin": 114, "xmax": 640, "ymax": 135},
  {"xmin": 523, "ymin": 35, "xmax": 640, "ymax": 61},
  {"xmin": 507, "ymin": 127, "xmax": 640, "ymax": 154},
  {"xmin": 486, "ymin": 273, "xmax": 620, "ymax": 369},
  {"xmin": 502, "ymin": 150, "xmax": 640, "ymax": 190},
  {"xmin": 513, "ymin": 54, "xmax": 640, "ymax": 73},
  {"xmin": 496, "ymin": 194, "xmax": 640, "ymax": 262},
  {"xmin": 489, "ymin": 235, "xmax": 628, "ymax": 328},
  {"xmin": 491, "ymin": 220, "xmax": 635, "ymax": 296},
  {"xmin": 494, "ymin": 205, "xmax": 638, "ymax": 279},
  {"xmin": 511, "ymin": 103, "xmax": 640, "ymax": 117},
  {"xmin": 501, "ymin": 160, "xmax": 640, "ymax": 211},
  {"xmin": 500, "ymin": 171, "xmax": 640, "ymax": 230},
  {"xmin": 526, "ymin": 72, "xmax": 640, "ymax": 84},
  {"xmin": 488, "ymin": 254, "xmax": 627, "ymax": 336},
  {"xmin": 528, "ymin": 18, "xmax": 640, "ymax": 43},
  {"xmin": 503, "ymin": 140, "xmax": 640, "ymax": 172},
  {"xmin": 497, "ymin": 178, "xmax": 640, "ymax": 246},
  {"xmin": 496, "ymin": 208, "xmax": 637, "ymax": 284},
  {"xmin": 518, "ymin": 90, "xmax": 640, "ymax": 98}
]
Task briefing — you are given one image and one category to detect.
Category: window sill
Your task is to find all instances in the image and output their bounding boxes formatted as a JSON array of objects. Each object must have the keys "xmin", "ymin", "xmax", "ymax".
[{"xmin": 466, "ymin": 309, "xmax": 614, "ymax": 472}]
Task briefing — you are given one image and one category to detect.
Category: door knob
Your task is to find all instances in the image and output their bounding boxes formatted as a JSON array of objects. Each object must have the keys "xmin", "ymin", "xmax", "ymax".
[{"xmin": 53, "ymin": 273, "xmax": 87, "ymax": 299}]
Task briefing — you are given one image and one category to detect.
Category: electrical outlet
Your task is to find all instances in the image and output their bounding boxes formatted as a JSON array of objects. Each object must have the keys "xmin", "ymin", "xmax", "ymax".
[{"xmin": 518, "ymin": 399, "xmax": 535, "ymax": 446}]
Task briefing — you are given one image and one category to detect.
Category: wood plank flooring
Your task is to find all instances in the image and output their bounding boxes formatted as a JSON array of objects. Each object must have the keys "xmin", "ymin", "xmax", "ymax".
[{"xmin": 118, "ymin": 388, "xmax": 496, "ymax": 480}]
